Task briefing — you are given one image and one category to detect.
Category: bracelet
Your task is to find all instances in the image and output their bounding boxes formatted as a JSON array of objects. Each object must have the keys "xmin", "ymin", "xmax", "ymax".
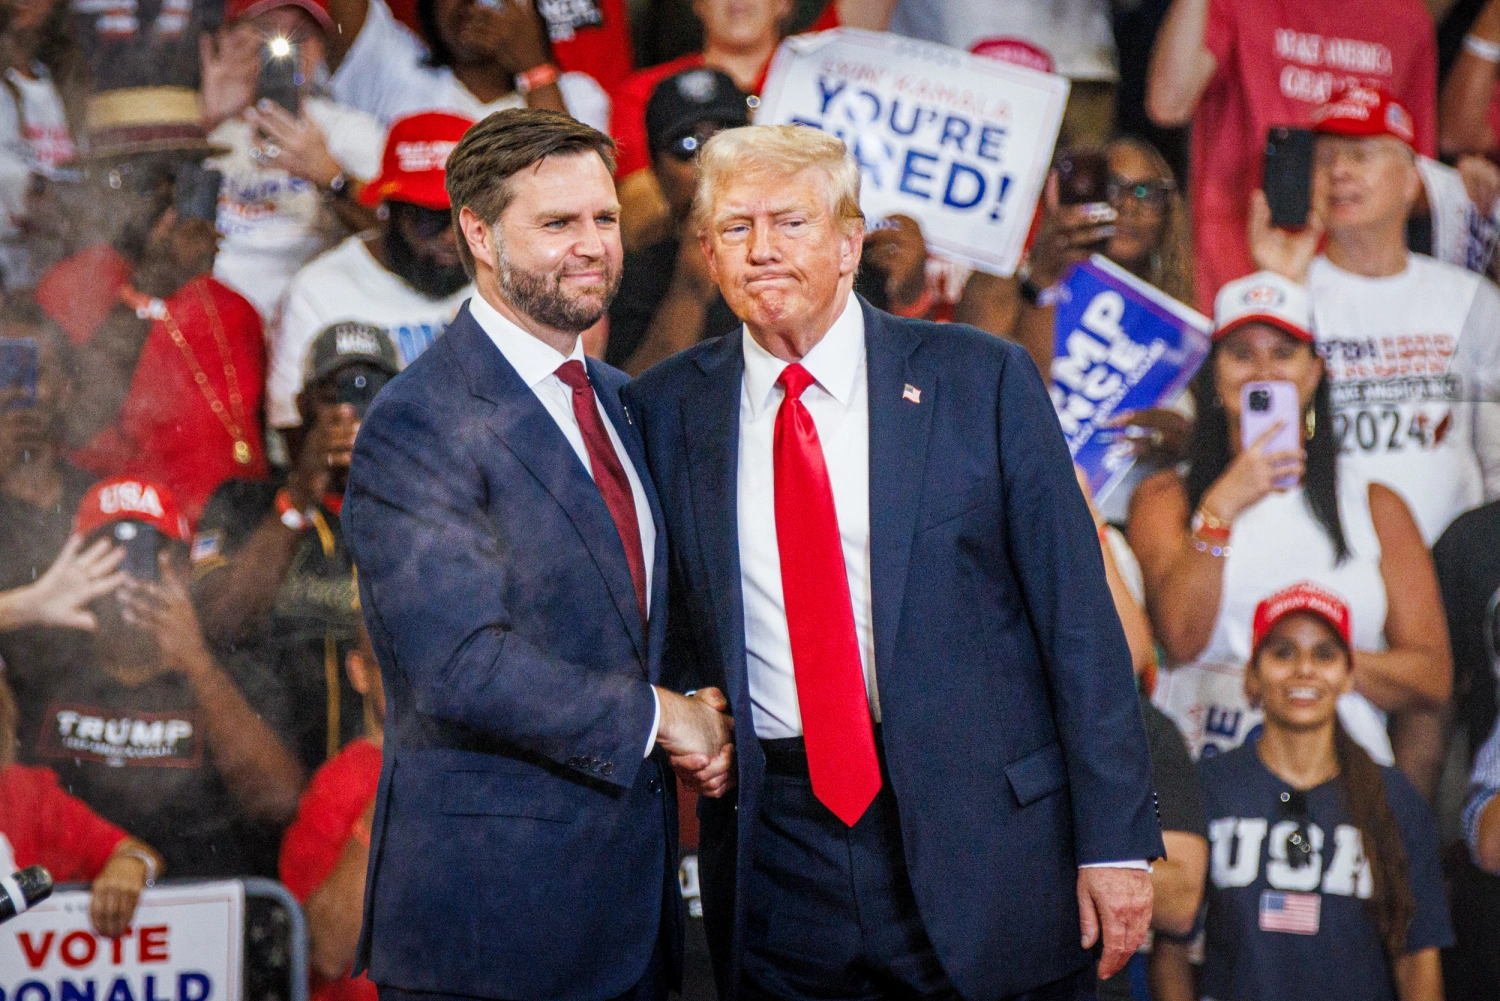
[
  {"xmin": 1191, "ymin": 534, "xmax": 1232, "ymax": 558},
  {"xmin": 1191, "ymin": 506, "xmax": 1232, "ymax": 533},
  {"xmin": 1465, "ymin": 33, "xmax": 1500, "ymax": 62},
  {"xmin": 515, "ymin": 62, "xmax": 560, "ymax": 96},
  {"xmin": 325, "ymin": 171, "xmax": 350, "ymax": 199},
  {"xmin": 117, "ymin": 846, "xmax": 159, "ymax": 887},
  {"xmin": 275, "ymin": 487, "xmax": 313, "ymax": 532}
]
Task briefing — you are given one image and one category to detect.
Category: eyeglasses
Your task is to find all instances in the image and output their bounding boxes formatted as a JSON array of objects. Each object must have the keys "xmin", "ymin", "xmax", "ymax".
[
  {"xmin": 1108, "ymin": 176, "xmax": 1175, "ymax": 212},
  {"xmin": 390, "ymin": 201, "xmax": 452, "ymax": 240},
  {"xmin": 1278, "ymin": 789, "xmax": 1316, "ymax": 869}
]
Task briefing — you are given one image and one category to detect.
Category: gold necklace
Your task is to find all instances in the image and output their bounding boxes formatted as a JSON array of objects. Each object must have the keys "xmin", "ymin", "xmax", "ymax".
[{"xmin": 121, "ymin": 282, "xmax": 253, "ymax": 465}]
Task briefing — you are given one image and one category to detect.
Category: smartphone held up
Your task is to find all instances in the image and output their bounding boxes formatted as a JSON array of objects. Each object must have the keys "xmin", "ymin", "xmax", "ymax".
[{"xmin": 1241, "ymin": 380, "xmax": 1302, "ymax": 490}]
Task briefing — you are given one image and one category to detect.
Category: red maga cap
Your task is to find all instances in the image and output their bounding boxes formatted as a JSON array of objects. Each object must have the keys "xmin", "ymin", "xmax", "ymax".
[
  {"xmin": 1309, "ymin": 85, "xmax": 1415, "ymax": 148},
  {"xmin": 75, "ymin": 477, "xmax": 191, "ymax": 544},
  {"xmin": 359, "ymin": 112, "xmax": 475, "ymax": 210},
  {"xmin": 225, "ymin": 0, "xmax": 333, "ymax": 31},
  {"xmin": 1251, "ymin": 582, "xmax": 1352, "ymax": 658}
]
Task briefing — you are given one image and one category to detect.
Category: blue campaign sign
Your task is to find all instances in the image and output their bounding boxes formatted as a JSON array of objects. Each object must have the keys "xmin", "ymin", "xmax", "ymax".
[{"xmin": 1049, "ymin": 255, "xmax": 1212, "ymax": 501}]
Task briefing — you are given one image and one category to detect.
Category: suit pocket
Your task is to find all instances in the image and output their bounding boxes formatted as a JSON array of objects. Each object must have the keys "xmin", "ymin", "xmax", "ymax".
[
  {"xmin": 440, "ymin": 768, "xmax": 577, "ymax": 822},
  {"xmin": 1004, "ymin": 741, "xmax": 1068, "ymax": 808},
  {"xmin": 916, "ymin": 482, "xmax": 989, "ymax": 533}
]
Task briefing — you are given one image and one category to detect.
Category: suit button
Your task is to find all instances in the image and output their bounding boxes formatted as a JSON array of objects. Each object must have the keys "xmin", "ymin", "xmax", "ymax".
[
  {"xmin": 602, "ymin": 762, "xmax": 615, "ymax": 777},
  {"xmin": 567, "ymin": 756, "xmax": 580, "ymax": 767},
  {"xmin": 647, "ymin": 776, "xmax": 661, "ymax": 793},
  {"xmin": 591, "ymin": 757, "xmax": 602, "ymax": 769}
]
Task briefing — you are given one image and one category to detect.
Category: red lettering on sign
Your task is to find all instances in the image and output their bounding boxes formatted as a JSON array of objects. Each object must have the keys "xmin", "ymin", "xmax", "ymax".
[
  {"xmin": 110, "ymin": 928, "xmax": 134, "ymax": 964},
  {"xmin": 60, "ymin": 930, "xmax": 98, "ymax": 967},
  {"xmin": 18, "ymin": 930, "xmax": 54, "ymax": 968},
  {"xmin": 138, "ymin": 926, "xmax": 168, "ymax": 963}
]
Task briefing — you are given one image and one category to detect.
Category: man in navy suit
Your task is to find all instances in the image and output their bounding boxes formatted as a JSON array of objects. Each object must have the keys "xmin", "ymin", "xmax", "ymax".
[
  {"xmin": 342, "ymin": 109, "xmax": 733, "ymax": 1001},
  {"xmin": 624, "ymin": 125, "xmax": 1166, "ymax": 1001}
]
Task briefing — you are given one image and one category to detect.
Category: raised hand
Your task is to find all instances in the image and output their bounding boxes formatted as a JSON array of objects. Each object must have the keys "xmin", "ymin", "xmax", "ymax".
[
  {"xmin": 1201, "ymin": 420, "xmax": 1304, "ymax": 522},
  {"xmin": 1248, "ymin": 189, "xmax": 1323, "ymax": 284},
  {"xmin": 1, "ymin": 534, "xmax": 127, "ymax": 632}
]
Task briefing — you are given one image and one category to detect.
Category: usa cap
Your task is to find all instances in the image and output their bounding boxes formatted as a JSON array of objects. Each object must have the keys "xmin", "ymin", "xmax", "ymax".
[{"xmin": 75, "ymin": 477, "xmax": 191, "ymax": 544}]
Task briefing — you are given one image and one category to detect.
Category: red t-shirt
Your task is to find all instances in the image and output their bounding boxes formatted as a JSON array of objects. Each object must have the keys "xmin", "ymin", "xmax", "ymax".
[
  {"xmin": 35, "ymin": 244, "xmax": 133, "ymax": 346},
  {"xmin": 550, "ymin": 0, "xmax": 636, "ymax": 95},
  {"xmin": 0, "ymin": 764, "xmax": 127, "ymax": 882},
  {"xmin": 608, "ymin": 3, "xmax": 840, "ymax": 179},
  {"xmin": 70, "ymin": 276, "xmax": 269, "ymax": 525},
  {"xmin": 280, "ymin": 738, "xmax": 382, "ymax": 1001},
  {"xmin": 1191, "ymin": 0, "xmax": 1438, "ymax": 311}
]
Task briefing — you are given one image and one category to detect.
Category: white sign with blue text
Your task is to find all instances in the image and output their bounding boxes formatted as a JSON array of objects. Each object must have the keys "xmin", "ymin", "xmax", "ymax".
[
  {"xmin": 755, "ymin": 28, "xmax": 1069, "ymax": 276},
  {"xmin": 0, "ymin": 882, "xmax": 243, "ymax": 1001},
  {"xmin": 1051, "ymin": 256, "xmax": 1212, "ymax": 501}
]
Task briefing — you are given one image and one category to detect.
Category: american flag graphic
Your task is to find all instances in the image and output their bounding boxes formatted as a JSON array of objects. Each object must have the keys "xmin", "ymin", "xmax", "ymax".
[{"xmin": 1259, "ymin": 890, "xmax": 1321, "ymax": 934}]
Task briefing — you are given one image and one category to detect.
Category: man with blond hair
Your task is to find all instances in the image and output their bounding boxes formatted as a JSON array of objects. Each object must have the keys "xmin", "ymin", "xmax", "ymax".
[{"xmin": 624, "ymin": 124, "xmax": 1164, "ymax": 1001}]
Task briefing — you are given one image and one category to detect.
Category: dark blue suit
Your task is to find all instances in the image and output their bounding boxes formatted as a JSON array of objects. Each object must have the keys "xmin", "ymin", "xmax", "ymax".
[
  {"xmin": 622, "ymin": 299, "xmax": 1164, "ymax": 1001},
  {"xmin": 343, "ymin": 305, "xmax": 681, "ymax": 1001}
]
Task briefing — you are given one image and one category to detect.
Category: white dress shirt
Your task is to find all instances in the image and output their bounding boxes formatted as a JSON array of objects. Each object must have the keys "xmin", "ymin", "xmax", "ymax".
[
  {"xmin": 738, "ymin": 292, "xmax": 879, "ymax": 740},
  {"xmin": 734, "ymin": 292, "xmax": 1147, "ymax": 871},
  {"xmin": 468, "ymin": 294, "xmax": 662, "ymax": 753}
]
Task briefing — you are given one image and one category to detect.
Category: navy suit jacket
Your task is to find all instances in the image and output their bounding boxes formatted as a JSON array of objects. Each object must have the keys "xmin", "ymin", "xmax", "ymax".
[
  {"xmin": 622, "ymin": 298, "xmax": 1164, "ymax": 1001},
  {"xmin": 343, "ymin": 305, "xmax": 681, "ymax": 1001}
]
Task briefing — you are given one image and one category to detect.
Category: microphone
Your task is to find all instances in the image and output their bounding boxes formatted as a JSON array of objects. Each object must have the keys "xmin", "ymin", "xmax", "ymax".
[{"xmin": 0, "ymin": 866, "xmax": 52, "ymax": 924}]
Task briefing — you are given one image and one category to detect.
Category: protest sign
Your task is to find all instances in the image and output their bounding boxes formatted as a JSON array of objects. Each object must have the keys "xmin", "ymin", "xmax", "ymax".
[
  {"xmin": 1417, "ymin": 156, "xmax": 1500, "ymax": 276},
  {"xmin": 1050, "ymin": 256, "xmax": 1212, "ymax": 500},
  {"xmin": 755, "ymin": 28, "xmax": 1069, "ymax": 276},
  {"xmin": 0, "ymin": 882, "xmax": 243, "ymax": 1001}
]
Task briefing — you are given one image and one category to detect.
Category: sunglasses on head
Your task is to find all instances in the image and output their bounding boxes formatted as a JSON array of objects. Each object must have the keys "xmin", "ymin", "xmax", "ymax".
[
  {"xmin": 1279, "ymin": 788, "xmax": 1316, "ymax": 869},
  {"xmin": 1107, "ymin": 176, "xmax": 1175, "ymax": 211}
]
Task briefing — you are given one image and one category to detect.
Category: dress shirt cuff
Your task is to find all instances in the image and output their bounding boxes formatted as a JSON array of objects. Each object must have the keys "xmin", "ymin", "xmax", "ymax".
[
  {"xmin": 645, "ymin": 686, "xmax": 661, "ymax": 758},
  {"xmin": 1080, "ymin": 860, "xmax": 1152, "ymax": 871}
]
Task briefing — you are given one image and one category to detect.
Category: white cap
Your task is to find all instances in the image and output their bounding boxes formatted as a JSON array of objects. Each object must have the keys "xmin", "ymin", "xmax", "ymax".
[{"xmin": 1213, "ymin": 271, "xmax": 1313, "ymax": 343}]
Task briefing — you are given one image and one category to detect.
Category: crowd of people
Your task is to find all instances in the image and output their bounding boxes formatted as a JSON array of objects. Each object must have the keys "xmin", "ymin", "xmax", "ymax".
[{"xmin": 1, "ymin": 0, "xmax": 1500, "ymax": 998}]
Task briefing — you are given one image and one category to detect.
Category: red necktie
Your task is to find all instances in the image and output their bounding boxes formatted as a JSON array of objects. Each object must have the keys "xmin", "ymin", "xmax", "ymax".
[
  {"xmin": 556, "ymin": 360, "xmax": 647, "ymax": 621},
  {"xmin": 773, "ymin": 363, "xmax": 882, "ymax": 826}
]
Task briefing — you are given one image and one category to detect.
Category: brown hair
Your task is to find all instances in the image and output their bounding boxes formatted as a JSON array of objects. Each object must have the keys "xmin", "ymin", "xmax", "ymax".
[
  {"xmin": 1333, "ymin": 721, "xmax": 1416, "ymax": 960},
  {"xmin": 1106, "ymin": 137, "xmax": 1195, "ymax": 307},
  {"xmin": 444, "ymin": 108, "xmax": 617, "ymax": 279}
]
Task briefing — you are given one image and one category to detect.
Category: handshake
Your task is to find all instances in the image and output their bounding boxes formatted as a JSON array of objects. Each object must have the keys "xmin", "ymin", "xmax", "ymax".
[{"xmin": 653, "ymin": 687, "xmax": 735, "ymax": 798}]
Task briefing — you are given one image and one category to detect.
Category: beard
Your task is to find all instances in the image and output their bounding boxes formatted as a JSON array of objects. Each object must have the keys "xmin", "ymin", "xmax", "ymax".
[
  {"xmin": 385, "ymin": 216, "xmax": 472, "ymax": 299},
  {"xmin": 495, "ymin": 240, "xmax": 621, "ymax": 335}
]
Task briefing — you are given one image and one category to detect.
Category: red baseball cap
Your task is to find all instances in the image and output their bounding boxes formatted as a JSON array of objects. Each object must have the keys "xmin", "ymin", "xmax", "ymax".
[
  {"xmin": 1251, "ymin": 582, "xmax": 1352, "ymax": 660},
  {"xmin": 225, "ymin": 0, "xmax": 334, "ymax": 31},
  {"xmin": 75, "ymin": 477, "xmax": 191, "ymax": 544},
  {"xmin": 359, "ymin": 113, "xmax": 475, "ymax": 210},
  {"xmin": 968, "ymin": 37, "xmax": 1055, "ymax": 74},
  {"xmin": 1309, "ymin": 85, "xmax": 1416, "ymax": 148}
]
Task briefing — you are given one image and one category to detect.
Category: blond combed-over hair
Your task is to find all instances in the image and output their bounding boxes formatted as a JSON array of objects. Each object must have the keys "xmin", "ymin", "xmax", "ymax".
[{"xmin": 693, "ymin": 125, "xmax": 864, "ymax": 235}]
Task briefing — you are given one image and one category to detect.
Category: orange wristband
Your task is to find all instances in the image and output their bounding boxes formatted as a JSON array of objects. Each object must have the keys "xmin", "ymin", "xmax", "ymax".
[{"xmin": 515, "ymin": 62, "xmax": 560, "ymax": 95}]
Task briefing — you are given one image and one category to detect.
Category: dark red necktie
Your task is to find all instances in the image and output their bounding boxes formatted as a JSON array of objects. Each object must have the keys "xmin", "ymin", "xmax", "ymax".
[
  {"xmin": 556, "ymin": 360, "xmax": 647, "ymax": 621},
  {"xmin": 774, "ymin": 363, "xmax": 882, "ymax": 826}
]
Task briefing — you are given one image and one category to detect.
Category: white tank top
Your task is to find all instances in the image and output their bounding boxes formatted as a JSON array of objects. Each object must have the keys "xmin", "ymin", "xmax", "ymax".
[{"xmin": 1153, "ymin": 470, "xmax": 1393, "ymax": 764}]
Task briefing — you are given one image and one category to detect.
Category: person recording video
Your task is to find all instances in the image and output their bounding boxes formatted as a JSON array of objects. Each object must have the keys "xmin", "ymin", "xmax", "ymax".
[{"xmin": 193, "ymin": 322, "xmax": 397, "ymax": 772}]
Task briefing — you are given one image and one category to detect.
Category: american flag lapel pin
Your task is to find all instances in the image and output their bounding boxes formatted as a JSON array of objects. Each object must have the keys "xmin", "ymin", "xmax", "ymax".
[{"xmin": 902, "ymin": 384, "xmax": 922, "ymax": 404}]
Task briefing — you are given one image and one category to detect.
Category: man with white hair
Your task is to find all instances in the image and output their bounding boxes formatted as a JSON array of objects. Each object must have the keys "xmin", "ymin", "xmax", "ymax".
[{"xmin": 625, "ymin": 124, "xmax": 1163, "ymax": 1001}]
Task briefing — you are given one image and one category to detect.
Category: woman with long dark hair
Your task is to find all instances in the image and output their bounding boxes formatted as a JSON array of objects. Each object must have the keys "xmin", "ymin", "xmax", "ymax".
[
  {"xmin": 1128, "ymin": 271, "xmax": 1451, "ymax": 772},
  {"xmin": 1182, "ymin": 582, "xmax": 1452, "ymax": 1001}
]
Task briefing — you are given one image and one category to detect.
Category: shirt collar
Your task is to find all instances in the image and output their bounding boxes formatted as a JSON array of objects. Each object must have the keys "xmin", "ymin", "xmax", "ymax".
[
  {"xmin": 468, "ymin": 291, "xmax": 585, "ymax": 388},
  {"xmin": 741, "ymin": 292, "xmax": 864, "ymax": 418}
]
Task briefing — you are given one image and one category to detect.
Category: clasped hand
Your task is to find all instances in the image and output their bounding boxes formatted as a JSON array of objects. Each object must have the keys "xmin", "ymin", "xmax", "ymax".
[{"xmin": 654, "ymin": 687, "xmax": 735, "ymax": 798}]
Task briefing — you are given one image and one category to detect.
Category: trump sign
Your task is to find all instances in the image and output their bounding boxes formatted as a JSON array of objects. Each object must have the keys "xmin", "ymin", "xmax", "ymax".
[
  {"xmin": 755, "ymin": 28, "xmax": 1069, "ymax": 276},
  {"xmin": 0, "ymin": 883, "xmax": 243, "ymax": 1001}
]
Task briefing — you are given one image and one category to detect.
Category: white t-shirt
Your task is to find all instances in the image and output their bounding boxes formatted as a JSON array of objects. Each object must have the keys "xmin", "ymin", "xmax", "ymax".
[
  {"xmin": 267, "ymin": 234, "xmax": 472, "ymax": 427},
  {"xmin": 329, "ymin": 0, "xmax": 609, "ymax": 131},
  {"xmin": 888, "ymin": 0, "xmax": 1117, "ymax": 81},
  {"xmin": 0, "ymin": 66, "xmax": 75, "ymax": 288},
  {"xmin": 208, "ymin": 96, "xmax": 385, "ymax": 319},
  {"xmin": 1153, "ymin": 471, "xmax": 1394, "ymax": 765},
  {"xmin": 1309, "ymin": 253, "xmax": 1500, "ymax": 543}
]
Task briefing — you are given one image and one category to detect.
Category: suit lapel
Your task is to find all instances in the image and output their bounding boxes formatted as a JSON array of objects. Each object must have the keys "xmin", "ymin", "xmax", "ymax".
[
  {"xmin": 863, "ymin": 299, "xmax": 936, "ymax": 683},
  {"xmin": 447, "ymin": 309, "xmax": 648, "ymax": 669},
  {"xmin": 679, "ymin": 330, "xmax": 750, "ymax": 714},
  {"xmin": 592, "ymin": 359, "xmax": 670, "ymax": 680}
]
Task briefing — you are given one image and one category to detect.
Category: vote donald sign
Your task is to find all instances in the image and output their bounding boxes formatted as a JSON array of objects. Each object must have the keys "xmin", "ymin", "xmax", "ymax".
[
  {"xmin": 1050, "ymin": 256, "xmax": 1212, "ymax": 500},
  {"xmin": 0, "ymin": 883, "xmax": 242, "ymax": 1001},
  {"xmin": 755, "ymin": 28, "xmax": 1068, "ymax": 276}
]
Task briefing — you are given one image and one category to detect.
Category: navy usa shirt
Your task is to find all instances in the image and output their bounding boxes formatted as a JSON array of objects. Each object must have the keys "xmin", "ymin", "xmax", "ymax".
[{"xmin": 1199, "ymin": 741, "xmax": 1454, "ymax": 1001}]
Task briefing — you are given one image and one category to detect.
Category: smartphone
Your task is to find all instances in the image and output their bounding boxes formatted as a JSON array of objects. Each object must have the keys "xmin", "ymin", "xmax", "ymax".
[
  {"xmin": 1056, "ymin": 150, "xmax": 1111, "ymax": 206},
  {"xmin": 0, "ymin": 338, "xmax": 38, "ymax": 412},
  {"xmin": 256, "ymin": 40, "xmax": 301, "ymax": 116},
  {"xmin": 336, "ymin": 365, "xmax": 390, "ymax": 419},
  {"xmin": 1241, "ymin": 380, "xmax": 1302, "ymax": 489},
  {"xmin": 112, "ymin": 521, "xmax": 163, "ymax": 582},
  {"xmin": 175, "ymin": 163, "xmax": 223, "ymax": 222},
  {"xmin": 1264, "ymin": 127, "xmax": 1316, "ymax": 229}
]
